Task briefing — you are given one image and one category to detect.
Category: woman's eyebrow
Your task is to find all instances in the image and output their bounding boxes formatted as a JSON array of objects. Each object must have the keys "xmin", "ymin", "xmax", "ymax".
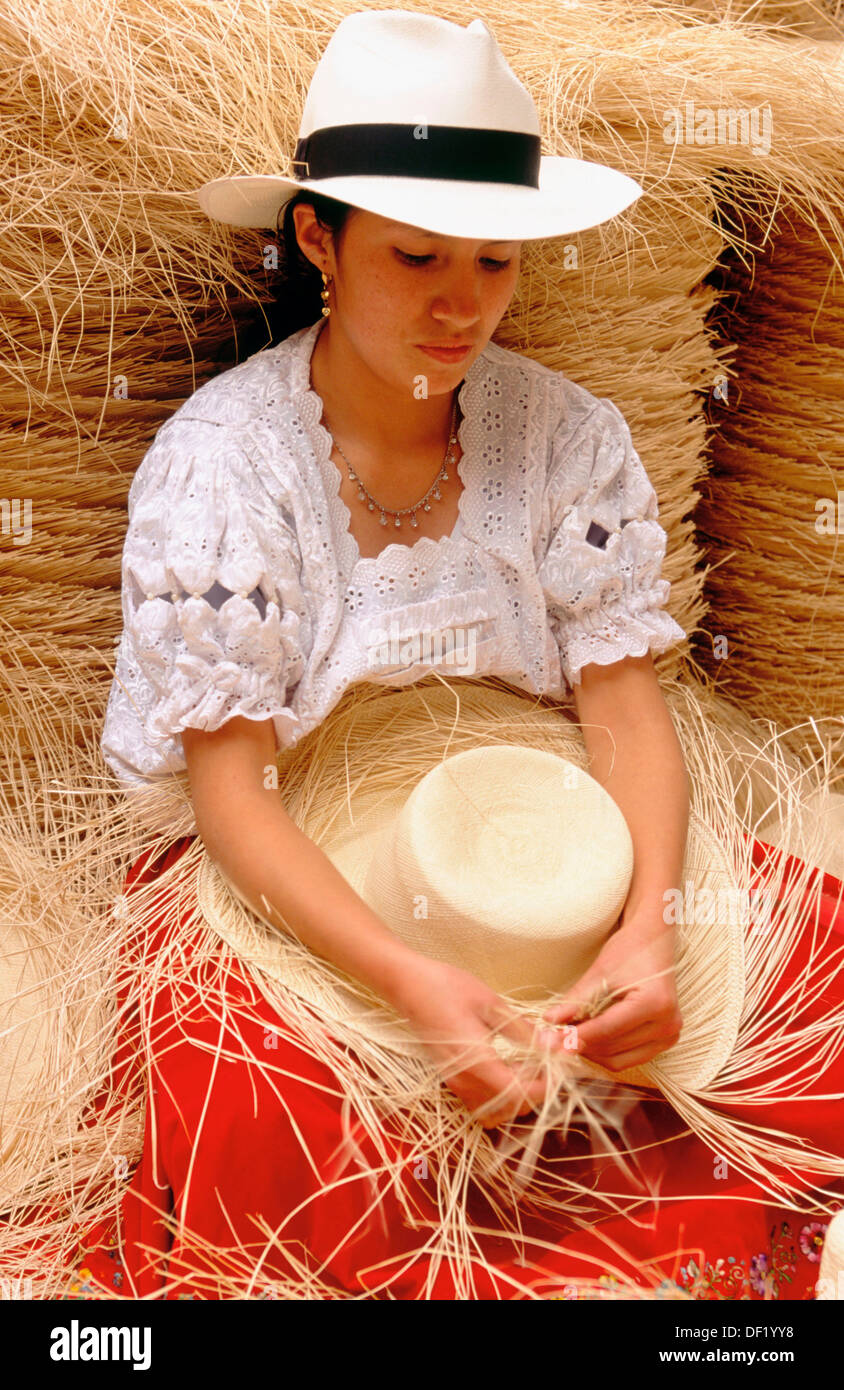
[{"xmin": 385, "ymin": 222, "xmax": 516, "ymax": 247}]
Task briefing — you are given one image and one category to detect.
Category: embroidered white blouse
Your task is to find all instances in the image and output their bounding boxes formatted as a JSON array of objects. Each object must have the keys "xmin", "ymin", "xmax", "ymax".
[{"xmin": 101, "ymin": 317, "xmax": 686, "ymax": 792}]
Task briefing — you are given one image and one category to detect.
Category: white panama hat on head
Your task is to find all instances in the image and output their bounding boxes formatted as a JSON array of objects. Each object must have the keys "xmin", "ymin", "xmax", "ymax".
[{"xmin": 192, "ymin": 9, "xmax": 644, "ymax": 240}]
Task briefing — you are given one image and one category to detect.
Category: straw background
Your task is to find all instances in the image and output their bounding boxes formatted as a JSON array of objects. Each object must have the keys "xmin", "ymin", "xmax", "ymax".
[
  {"xmin": 1, "ymin": 0, "xmax": 843, "ymax": 1297},
  {"xmin": 696, "ymin": 206, "xmax": 844, "ymax": 766}
]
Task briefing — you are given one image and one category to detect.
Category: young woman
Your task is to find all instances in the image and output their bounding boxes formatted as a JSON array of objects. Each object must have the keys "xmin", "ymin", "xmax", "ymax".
[{"xmin": 55, "ymin": 11, "xmax": 844, "ymax": 1299}]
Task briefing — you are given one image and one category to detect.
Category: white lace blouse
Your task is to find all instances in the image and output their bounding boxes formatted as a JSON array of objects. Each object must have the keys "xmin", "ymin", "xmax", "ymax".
[{"xmin": 101, "ymin": 317, "xmax": 686, "ymax": 792}]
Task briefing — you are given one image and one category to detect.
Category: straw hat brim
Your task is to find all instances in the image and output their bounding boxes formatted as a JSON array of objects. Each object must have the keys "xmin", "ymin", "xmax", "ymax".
[
  {"xmin": 192, "ymin": 156, "xmax": 644, "ymax": 239},
  {"xmin": 194, "ymin": 681, "xmax": 745, "ymax": 1094},
  {"xmin": 763, "ymin": 789, "xmax": 844, "ymax": 883}
]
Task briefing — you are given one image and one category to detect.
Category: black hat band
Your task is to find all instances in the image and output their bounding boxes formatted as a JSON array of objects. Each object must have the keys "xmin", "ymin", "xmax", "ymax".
[{"xmin": 292, "ymin": 122, "xmax": 541, "ymax": 187}]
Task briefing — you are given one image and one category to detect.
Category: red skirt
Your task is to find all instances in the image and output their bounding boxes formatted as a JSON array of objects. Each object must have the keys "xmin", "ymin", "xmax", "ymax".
[{"xmin": 50, "ymin": 834, "xmax": 844, "ymax": 1300}]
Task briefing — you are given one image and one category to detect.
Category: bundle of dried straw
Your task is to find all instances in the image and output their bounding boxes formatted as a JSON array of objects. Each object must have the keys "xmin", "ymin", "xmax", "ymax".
[{"xmin": 696, "ymin": 209, "xmax": 844, "ymax": 773}]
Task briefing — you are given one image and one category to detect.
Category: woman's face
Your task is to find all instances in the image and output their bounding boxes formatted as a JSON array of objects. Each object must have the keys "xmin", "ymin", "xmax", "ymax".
[{"xmin": 296, "ymin": 204, "xmax": 522, "ymax": 392}]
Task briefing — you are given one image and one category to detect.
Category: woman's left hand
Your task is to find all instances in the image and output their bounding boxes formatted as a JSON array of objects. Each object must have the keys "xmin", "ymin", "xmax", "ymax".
[{"xmin": 537, "ymin": 910, "xmax": 683, "ymax": 1073}]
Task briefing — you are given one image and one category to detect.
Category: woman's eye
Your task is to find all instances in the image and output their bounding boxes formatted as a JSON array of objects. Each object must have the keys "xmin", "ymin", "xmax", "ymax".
[{"xmin": 394, "ymin": 249, "xmax": 511, "ymax": 271}]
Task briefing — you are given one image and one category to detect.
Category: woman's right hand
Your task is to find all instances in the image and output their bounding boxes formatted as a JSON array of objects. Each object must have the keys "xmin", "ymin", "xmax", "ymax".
[{"xmin": 386, "ymin": 955, "xmax": 560, "ymax": 1129}]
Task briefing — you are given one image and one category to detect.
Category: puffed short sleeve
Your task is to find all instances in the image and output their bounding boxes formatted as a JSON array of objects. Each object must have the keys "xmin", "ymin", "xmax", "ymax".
[
  {"xmin": 119, "ymin": 415, "xmax": 309, "ymax": 751},
  {"xmin": 537, "ymin": 396, "xmax": 686, "ymax": 688}
]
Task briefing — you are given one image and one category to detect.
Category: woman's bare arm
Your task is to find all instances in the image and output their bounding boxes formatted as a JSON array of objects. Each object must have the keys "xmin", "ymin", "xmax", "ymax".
[
  {"xmin": 542, "ymin": 652, "xmax": 688, "ymax": 1069},
  {"xmin": 573, "ymin": 651, "xmax": 690, "ymax": 928},
  {"xmin": 181, "ymin": 715, "xmax": 420, "ymax": 1002}
]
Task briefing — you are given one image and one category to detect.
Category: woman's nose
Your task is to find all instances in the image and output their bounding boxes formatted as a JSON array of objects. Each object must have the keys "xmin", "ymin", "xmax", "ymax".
[{"xmin": 430, "ymin": 276, "xmax": 483, "ymax": 325}]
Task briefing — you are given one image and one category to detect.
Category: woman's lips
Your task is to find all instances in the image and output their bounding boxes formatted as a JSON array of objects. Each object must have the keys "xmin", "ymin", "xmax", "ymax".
[{"xmin": 417, "ymin": 344, "xmax": 472, "ymax": 362}]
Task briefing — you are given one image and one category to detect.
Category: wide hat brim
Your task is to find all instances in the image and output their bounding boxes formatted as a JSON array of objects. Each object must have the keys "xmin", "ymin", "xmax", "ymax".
[
  {"xmin": 191, "ymin": 156, "xmax": 644, "ymax": 240},
  {"xmin": 194, "ymin": 678, "xmax": 745, "ymax": 1094}
]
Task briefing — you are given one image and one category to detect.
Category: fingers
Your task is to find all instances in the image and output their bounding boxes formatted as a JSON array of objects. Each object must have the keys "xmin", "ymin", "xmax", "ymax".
[
  {"xmin": 544, "ymin": 952, "xmax": 676, "ymax": 1031},
  {"xmin": 541, "ymin": 986, "xmax": 683, "ymax": 1075},
  {"xmin": 436, "ymin": 996, "xmax": 567, "ymax": 1130},
  {"xmin": 488, "ymin": 1002, "xmax": 545, "ymax": 1051},
  {"xmin": 473, "ymin": 1058, "xmax": 548, "ymax": 1129},
  {"xmin": 570, "ymin": 997, "xmax": 649, "ymax": 1048},
  {"xmin": 589, "ymin": 1014, "xmax": 682, "ymax": 1055},
  {"xmin": 490, "ymin": 998, "xmax": 576, "ymax": 1059},
  {"xmin": 583, "ymin": 1016, "xmax": 683, "ymax": 1073},
  {"xmin": 445, "ymin": 1048, "xmax": 549, "ymax": 1130},
  {"xmin": 542, "ymin": 975, "xmax": 615, "ymax": 1028},
  {"xmin": 583, "ymin": 998, "xmax": 681, "ymax": 1049},
  {"xmin": 543, "ymin": 993, "xmax": 585, "ymax": 1027},
  {"xmin": 591, "ymin": 1037, "xmax": 679, "ymax": 1073}
]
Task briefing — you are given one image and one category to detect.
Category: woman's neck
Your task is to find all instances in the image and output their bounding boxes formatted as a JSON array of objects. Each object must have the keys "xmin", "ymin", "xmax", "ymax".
[{"xmin": 309, "ymin": 319, "xmax": 460, "ymax": 461}]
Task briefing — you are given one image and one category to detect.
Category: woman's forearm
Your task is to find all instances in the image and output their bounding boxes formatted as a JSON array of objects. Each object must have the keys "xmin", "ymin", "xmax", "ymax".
[
  {"xmin": 602, "ymin": 714, "xmax": 689, "ymax": 931},
  {"xmin": 574, "ymin": 657, "xmax": 690, "ymax": 933},
  {"xmin": 196, "ymin": 783, "xmax": 422, "ymax": 1004}
]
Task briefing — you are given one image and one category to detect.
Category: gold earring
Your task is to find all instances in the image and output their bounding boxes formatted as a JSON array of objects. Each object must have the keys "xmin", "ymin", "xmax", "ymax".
[{"xmin": 320, "ymin": 270, "xmax": 332, "ymax": 317}]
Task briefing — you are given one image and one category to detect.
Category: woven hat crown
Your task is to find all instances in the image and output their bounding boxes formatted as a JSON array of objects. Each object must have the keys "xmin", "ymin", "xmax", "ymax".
[
  {"xmin": 296, "ymin": 12, "xmax": 540, "ymax": 143},
  {"xmin": 350, "ymin": 744, "xmax": 634, "ymax": 999}
]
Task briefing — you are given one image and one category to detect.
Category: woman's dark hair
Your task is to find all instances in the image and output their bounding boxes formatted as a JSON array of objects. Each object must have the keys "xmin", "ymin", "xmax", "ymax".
[{"xmin": 213, "ymin": 191, "xmax": 354, "ymax": 367}]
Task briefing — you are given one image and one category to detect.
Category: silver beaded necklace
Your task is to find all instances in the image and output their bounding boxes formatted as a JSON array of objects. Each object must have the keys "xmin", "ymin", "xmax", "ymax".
[{"xmin": 324, "ymin": 395, "xmax": 460, "ymax": 531}]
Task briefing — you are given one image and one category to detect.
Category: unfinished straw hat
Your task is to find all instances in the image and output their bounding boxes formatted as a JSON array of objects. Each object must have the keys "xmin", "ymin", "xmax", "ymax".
[
  {"xmin": 193, "ymin": 10, "xmax": 643, "ymax": 240},
  {"xmin": 195, "ymin": 682, "xmax": 745, "ymax": 1095},
  {"xmin": 179, "ymin": 677, "xmax": 844, "ymax": 1216}
]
